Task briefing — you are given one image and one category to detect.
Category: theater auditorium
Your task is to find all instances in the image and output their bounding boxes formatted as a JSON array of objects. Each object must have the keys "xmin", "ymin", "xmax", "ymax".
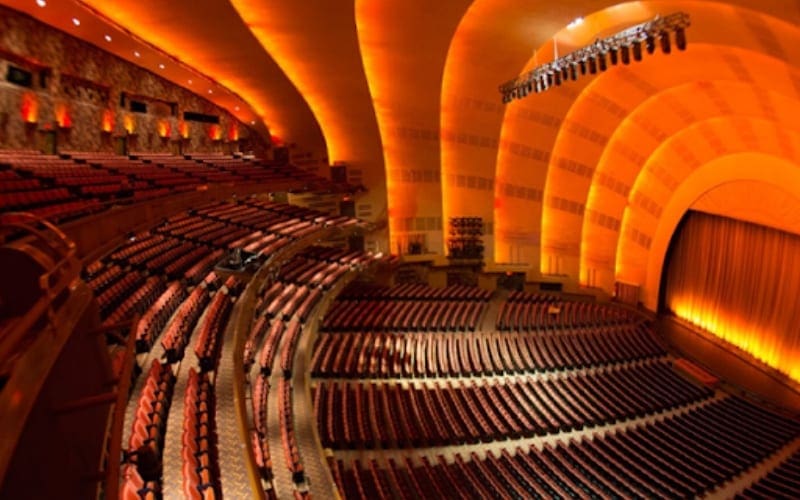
[{"xmin": 1, "ymin": 0, "xmax": 799, "ymax": 498}]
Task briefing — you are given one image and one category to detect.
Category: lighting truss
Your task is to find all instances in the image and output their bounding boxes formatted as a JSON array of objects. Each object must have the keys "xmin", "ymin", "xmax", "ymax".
[{"xmin": 499, "ymin": 12, "xmax": 691, "ymax": 103}]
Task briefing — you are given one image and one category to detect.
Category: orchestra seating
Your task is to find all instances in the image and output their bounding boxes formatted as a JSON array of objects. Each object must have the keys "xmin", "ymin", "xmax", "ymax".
[
  {"xmin": 311, "ymin": 282, "xmax": 800, "ymax": 499},
  {"xmin": 738, "ymin": 448, "xmax": 800, "ymax": 499},
  {"xmin": 327, "ymin": 396, "xmax": 800, "ymax": 499}
]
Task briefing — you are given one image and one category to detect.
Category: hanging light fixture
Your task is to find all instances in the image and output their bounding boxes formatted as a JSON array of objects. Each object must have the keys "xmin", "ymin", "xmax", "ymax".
[{"xmin": 498, "ymin": 11, "xmax": 691, "ymax": 103}]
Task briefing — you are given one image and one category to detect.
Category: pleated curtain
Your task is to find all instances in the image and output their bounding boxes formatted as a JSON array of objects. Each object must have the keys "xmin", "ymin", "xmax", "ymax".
[{"xmin": 665, "ymin": 211, "xmax": 800, "ymax": 381}]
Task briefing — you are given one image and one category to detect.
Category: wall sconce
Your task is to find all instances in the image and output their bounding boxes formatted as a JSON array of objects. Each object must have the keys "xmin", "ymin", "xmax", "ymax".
[
  {"xmin": 55, "ymin": 103, "xmax": 72, "ymax": 129},
  {"xmin": 179, "ymin": 120, "xmax": 189, "ymax": 140},
  {"xmin": 123, "ymin": 114, "xmax": 135, "ymax": 135},
  {"xmin": 101, "ymin": 109, "xmax": 114, "ymax": 133},
  {"xmin": 21, "ymin": 92, "xmax": 38, "ymax": 124},
  {"xmin": 157, "ymin": 119, "xmax": 171, "ymax": 139},
  {"xmin": 207, "ymin": 124, "xmax": 222, "ymax": 141},
  {"xmin": 227, "ymin": 122, "xmax": 239, "ymax": 142}
]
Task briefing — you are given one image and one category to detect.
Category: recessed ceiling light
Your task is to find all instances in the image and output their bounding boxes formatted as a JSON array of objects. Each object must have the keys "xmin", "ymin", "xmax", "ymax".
[
  {"xmin": 104, "ymin": 34, "xmax": 112, "ymax": 42},
  {"xmin": 133, "ymin": 51, "xmax": 141, "ymax": 58},
  {"xmin": 36, "ymin": 0, "xmax": 46, "ymax": 7},
  {"xmin": 72, "ymin": 17, "xmax": 80, "ymax": 26},
  {"xmin": 567, "ymin": 17, "xmax": 584, "ymax": 30},
  {"xmin": 158, "ymin": 63, "xmax": 165, "ymax": 69}
]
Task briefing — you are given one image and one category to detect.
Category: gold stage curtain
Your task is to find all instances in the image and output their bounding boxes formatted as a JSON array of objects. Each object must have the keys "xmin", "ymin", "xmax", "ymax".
[{"xmin": 665, "ymin": 211, "xmax": 800, "ymax": 382}]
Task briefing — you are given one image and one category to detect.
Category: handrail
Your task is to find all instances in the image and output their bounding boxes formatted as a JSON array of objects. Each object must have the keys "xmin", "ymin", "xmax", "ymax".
[
  {"xmin": 98, "ymin": 317, "xmax": 139, "ymax": 500},
  {"xmin": 0, "ymin": 212, "xmax": 81, "ymax": 377}
]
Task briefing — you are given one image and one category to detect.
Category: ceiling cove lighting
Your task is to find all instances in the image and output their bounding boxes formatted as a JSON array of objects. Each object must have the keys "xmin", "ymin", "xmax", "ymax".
[{"xmin": 499, "ymin": 11, "xmax": 690, "ymax": 103}]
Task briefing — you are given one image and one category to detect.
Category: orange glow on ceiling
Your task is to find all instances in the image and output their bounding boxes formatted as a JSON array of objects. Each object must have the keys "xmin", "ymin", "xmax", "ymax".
[{"xmin": 230, "ymin": 0, "xmax": 346, "ymax": 162}]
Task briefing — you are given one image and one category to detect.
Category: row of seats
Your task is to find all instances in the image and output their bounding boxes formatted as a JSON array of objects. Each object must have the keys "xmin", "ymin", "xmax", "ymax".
[
  {"xmin": 321, "ymin": 299, "xmax": 486, "ymax": 332},
  {"xmin": 738, "ymin": 447, "xmax": 800, "ymax": 499},
  {"xmin": 122, "ymin": 360, "xmax": 175, "ymax": 498},
  {"xmin": 497, "ymin": 293, "xmax": 640, "ymax": 331},
  {"xmin": 161, "ymin": 286, "xmax": 211, "ymax": 363},
  {"xmin": 327, "ymin": 396, "xmax": 800, "ymax": 499},
  {"xmin": 338, "ymin": 282, "xmax": 493, "ymax": 302},
  {"xmin": 312, "ymin": 360, "xmax": 712, "ymax": 449},
  {"xmin": 135, "ymin": 283, "xmax": 187, "ymax": 353},
  {"xmin": 245, "ymin": 247, "xmax": 382, "ymax": 495},
  {"xmin": 182, "ymin": 369, "xmax": 221, "ymax": 499},
  {"xmin": 193, "ymin": 290, "xmax": 235, "ymax": 372},
  {"xmin": 0, "ymin": 150, "xmax": 345, "ymax": 225},
  {"xmin": 311, "ymin": 324, "xmax": 666, "ymax": 378}
]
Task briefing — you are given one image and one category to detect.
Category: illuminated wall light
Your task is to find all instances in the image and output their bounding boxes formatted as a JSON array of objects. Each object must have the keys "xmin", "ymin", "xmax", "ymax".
[
  {"xmin": 20, "ymin": 92, "xmax": 38, "ymax": 123},
  {"xmin": 71, "ymin": 18, "xmax": 80, "ymax": 26},
  {"xmin": 187, "ymin": 79, "xmax": 193, "ymax": 85},
  {"xmin": 133, "ymin": 51, "xmax": 141, "ymax": 58},
  {"xmin": 104, "ymin": 34, "xmax": 112, "ymax": 42},
  {"xmin": 234, "ymin": 106, "xmax": 240, "ymax": 111},
  {"xmin": 158, "ymin": 63, "xmax": 165, "ymax": 70},
  {"xmin": 157, "ymin": 119, "xmax": 171, "ymax": 138},
  {"xmin": 101, "ymin": 109, "xmax": 114, "ymax": 133},
  {"xmin": 207, "ymin": 124, "xmax": 222, "ymax": 141},
  {"xmin": 55, "ymin": 103, "xmax": 71, "ymax": 128},
  {"xmin": 207, "ymin": 89, "xmax": 213, "ymax": 94},
  {"xmin": 123, "ymin": 114, "xmax": 135, "ymax": 134},
  {"xmin": 36, "ymin": 0, "xmax": 46, "ymax": 7},
  {"xmin": 227, "ymin": 122, "xmax": 239, "ymax": 141}
]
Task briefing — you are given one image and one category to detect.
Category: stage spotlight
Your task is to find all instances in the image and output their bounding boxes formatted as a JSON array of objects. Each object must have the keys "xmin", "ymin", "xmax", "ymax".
[
  {"xmin": 646, "ymin": 34, "xmax": 656, "ymax": 54},
  {"xmin": 609, "ymin": 47, "xmax": 619, "ymax": 65},
  {"xmin": 620, "ymin": 45, "xmax": 631, "ymax": 64},
  {"xmin": 660, "ymin": 31, "xmax": 671, "ymax": 53},
  {"xmin": 675, "ymin": 27, "xmax": 687, "ymax": 50},
  {"xmin": 632, "ymin": 40, "xmax": 643, "ymax": 61},
  {"xmin": 598, "ymin": 53, "xmax": 607, "ymax": 71}
]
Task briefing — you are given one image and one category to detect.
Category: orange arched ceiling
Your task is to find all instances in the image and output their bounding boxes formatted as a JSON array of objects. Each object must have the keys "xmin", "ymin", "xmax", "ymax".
[
  {"xmin": 70, "ymin": 0, "xmax": 325, "ymax": 152},
  {"xmin": 7, "ymin": 0, "xmax": 800, "ymax": 304}
]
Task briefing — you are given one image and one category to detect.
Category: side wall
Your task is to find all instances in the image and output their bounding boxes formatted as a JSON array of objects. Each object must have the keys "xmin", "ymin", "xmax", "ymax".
[{"xmin": 0, "ymin": 6, "xmax": 269, "ymax": 155}]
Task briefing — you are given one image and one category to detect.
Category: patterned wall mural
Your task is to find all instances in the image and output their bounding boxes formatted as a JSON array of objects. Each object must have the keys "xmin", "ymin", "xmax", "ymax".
[{"xmin": 0, "ymin": 5, "xmax": 269, "ymax": 155}]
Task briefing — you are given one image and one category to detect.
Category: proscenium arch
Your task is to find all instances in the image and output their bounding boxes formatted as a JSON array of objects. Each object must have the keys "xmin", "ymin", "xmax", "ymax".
[
  {"xmin": 485, "ymin": 1, "xmax": 800, "ymax": 270},
  {"xmin": 579, "ymin": 79, "xmax": 800, "ymax": 290},
  {"xmin": 640, "ymin": 152, "xmax": 800, "ymax": 310},
  {"xmin": 616, "ymin": 110, "xmax": 800, "ymax": 286},
  {"xmin": 590, "ymin": 115, "xmax": 800, "ymax": 294},
  {"xmin": 550, "ymin": 45, "xmax": 800, "ymax": 280},
  {"xmin": 617, "ymin": 123, "xmax": 800, "ymax": 296}
]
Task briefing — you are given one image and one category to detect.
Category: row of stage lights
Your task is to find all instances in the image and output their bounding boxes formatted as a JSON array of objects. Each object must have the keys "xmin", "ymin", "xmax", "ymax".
[{"xmin": 500, "ymin": 12, "xmax": 690, "ymax": 103}]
